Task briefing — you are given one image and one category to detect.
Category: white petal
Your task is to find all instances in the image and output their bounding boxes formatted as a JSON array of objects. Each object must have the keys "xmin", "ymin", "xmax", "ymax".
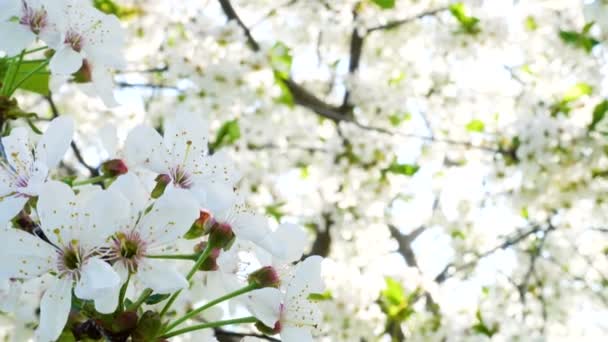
[
  {"xmin": 91, "ymin": 64, "xmax": 119, "ymax": 107},
  {"xmin": 37, "ymin": 181, "xmax": 78, "ymax": 247},
  {"xmin": 267, "ymin": 223, "xmax": 308, "ymax": 264},
  {"xmin": 0, "ymin": 22, "xmax": 35, "ymax": 57},
  {"xmin": 231, "ymin": 211, "xmax": 270, "ymax": 247},
  {"xmin": 94, "ymin": 283, "xmax": 120, "ymax": 314},
  {"xmin": 99, "ymin": 123, "xmax": 118, "ymax": 157},
  {"xmin": 109, "ymin": 173, "xmax": 149, "ymax": 222},
  {"xmin": 19, "ymin": 160, "xmax": 49, "ymax": 196},
  {"xmin": 286, "ymin": 256, "xmax": 324, "ymax": 300},
  {"xmin": 36, "ymin": 277, "xmax": 72, "ymax": 342},
  {"xmin": 0, "ymin": 195, "xmax": 28, "ymax": 224},
  {"xmin": 74, "ymin": 257, "xmax": 120, "ymax": 302},
  {"xmin": 2, "ymin": 127, "xmax": 33, "ymax": 175},
  {"xmin": 49, "ymin": 46, "xmax": 83, "ymax": 75},
  {"xmin": 192, "ymin": 179, "xmax": 236, "ymax": 215},
  {"xmin": 281, "ymin": 326, "xmax": 313, "ymax": 342},
  {"xmin": 164, "ymin": 112, "xmax": 209, "ymax": 163},
  {"xmin": 137, "ymin": 260, "xmax": 188, "ymax": 294},
  {"xmin": 123, "ymin": 125, "xmax": 168, "ymax": 173},
  {"xmin": 0, "ymin": 227, "xmax": 56, "ymax": 279},
  {"xmin": 36, "ymin": 116, "xmax": 74, "ymax": 169},
  {"xmin": 245, "ymin": 288, "xmax": 282, "ymax": 328},
  {"xmin": 138, "ymin": 187, "xmax": 199, "ymax": 249},
  {"xmin": 79, "ymin": 188, "xmax": 130, "ymax": 249}
]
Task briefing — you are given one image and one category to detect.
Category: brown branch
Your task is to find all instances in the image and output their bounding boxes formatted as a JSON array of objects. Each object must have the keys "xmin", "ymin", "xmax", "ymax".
[
  {"xmin": 215, "ymin": 329, "xmax": 281, "ymax": 342},
  {"xmin": 218, "ymin": 0, "xmax": 260, "ymax": 51},
  {"xmin": 367, "ymin": 7, "xmax": 449, "ymax": 33},
  {"xmin": 435, "ymin": 225, "xmax": 545, "ymax": 283}
]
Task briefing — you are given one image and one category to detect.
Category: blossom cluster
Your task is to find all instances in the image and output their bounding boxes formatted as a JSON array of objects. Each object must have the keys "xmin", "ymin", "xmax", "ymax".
[
  {"xmin": 0, "ymin": 1, "xmax": 325, "ymax": 342},
  {"xmin": 0, "ymin": 112, "xmax": 324, "ymax": 342}
]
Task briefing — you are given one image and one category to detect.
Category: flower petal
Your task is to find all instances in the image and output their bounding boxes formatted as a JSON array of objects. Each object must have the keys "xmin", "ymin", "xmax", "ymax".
[
  {"xmin": 138, "ymin": 187, "xmax": 199, "ymax": 249},
  {"xmin": 36, "ymin": 277, "xmax": 72, "ymax": 342},
  {"xmin": 123, "ymin": 125, "xmax": 168, "ymax": 173},
  {"xmin": 245, "ymin": 288, "xmax": 282, "ymax": 328},
  {"xmin": 49, "ymin": 46, "xmax": 83, "ymax": 75},
  {"xmin": 137, "ymin": 259, "xmax": 188, "ymax": 294},
  {"xmin": 109, "ymin": 173, "xmax": 149, "ymax": 223},
  {"xmin": 0, "ymin": 22, "xmax": 35, "ymax": 57},
  {"xmin": 0, "ymin": 227, "xmax": 56, "ymax": 279},
  {"xmin": 2, "ymin": 127, "xmax": 33, "ymax": 175},
  {"xmin": 35, "ymin": 116, "xmax": 74, "ymax": 169},
  {"xmin": 0, "ymin": 195, "xmax": 28, "ymax": 224},
  {"xmin": 79, "ymin": 188, "xmax": 130, "ymax": 249},
  {"xmin": 281, "ymin": 326, "xmax": 313, "ymax": 342},
  {"xmin": 74, "ymin": 257, "xmax": 120, "ymax": 303},
  {"xmin": 37, "ymin": 181, "xmax": 78, "ymax": 247}
]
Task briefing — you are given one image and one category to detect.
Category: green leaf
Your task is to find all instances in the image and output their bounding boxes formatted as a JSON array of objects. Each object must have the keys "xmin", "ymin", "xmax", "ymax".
[
  {"xmin": 388, "ymin": 112, "xmax": 411, "ymax": 126},
  {"xmin": 11, "ymin": 60, "xmax": 49, "ymax": 95},
  {"xmin": 265, "ymin": 202, "xmax": 286, "ymax": 222},
  {"xmin": 524, "ymin": 16, "xmax": 538, "ymax": 31},
  {"xmin": 559, "ymin": 25, "xmax": 599, "ymax": 53},
  {"xmin": 378, "ymin": 277, "xmax": 417, "ymax": 323},
  {"xmin": 384, "ymin": 160, "xmax": 419, "ymax": 177},
  {"xmin": 589, "ymin": 99, "xmax": 608, "ymax": 131},
  {"xmin": 471, "ymin": 309, "xmax": 499, "ymax": 337},
  {"xmin": 563, "ymin": 83, "xmax": 593, "ymax": 102},
  {"xmin": 269, "ymin": 42, "xmax": 292, "ymax": 79},
  {"xmin": 211, "ymin": 119, "xmax": 241, "ymax": 150},
  {"xmin": 371, "ymin": 0, "xmax": 396, "ymax": 9},
  {"xmin": 94, "ymin": 0, "xmax": 141, "ymax": 19},
  {"xmin": 308, "ymin": 290, "xmax": 333, "ymax": 301},
  {"xmin": 449, "ymin": 3, "xmax": 481, "ymax": 35},
  {"xmin": 144, "ymin": 293, "xmax": 171, "ymax": 305},
  {"xmin": 274, "ymin": 76, "xmax": 294, "ymax": 107},
  {"xmin": 466, "ymin": 119, "xmax": 485, "ymax": 132}
]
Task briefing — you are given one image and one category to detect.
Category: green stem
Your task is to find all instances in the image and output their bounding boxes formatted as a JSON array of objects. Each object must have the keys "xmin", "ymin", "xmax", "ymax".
[
  {"xmin": 1, "ymin": 50, "xmax": 24, "ymax": 95},
  {"xmin": 161, "ymin": 316, "xmax": 258, "ymax": 339},
  {"xmin": 8, "ymin": 60, "xmax": 49, "ymax": 96},
  {"xmin": 146, "ymin": 254, "xmax": 199, "ymax": 260},
  {"xmin": 5, "ymin": 47, "xmax": 47, "ymax": 59},
  {"xmin": 118, "ymin": 273, "xmax": 131, "ymax": 312},
  {"xmin": 126, "ymin": 288, "xmax": 153, "ymax": 312},
  {"xmin": 72, "ymin": 175, "xmax": 109, "ymax": 186},
  {"xmin": 164, "ymin": 283, "xmax": 259, "ymax": 333},
  {"xmin": 159, "ymin": 243, "xmax": 214, "ymax": 317}
]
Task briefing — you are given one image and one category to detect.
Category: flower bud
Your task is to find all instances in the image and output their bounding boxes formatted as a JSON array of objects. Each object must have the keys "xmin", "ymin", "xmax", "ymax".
[
  {"xmin": 208, "ymin": 222, "xmax": 235, "ymax": 250},
  {"xmin": 255, "ymin": 320, "xmax": 281, "ymax": 335},
  {"xmin": 184, "ymin": 210, "xmax": 215, "ymax": 239},
  {"xmin": 248, "ymin": 266, "xmax": 281, "ymax": 288},
  {"xmin": 131, "ymin": 311, "xmax": 162, "ymax": 342},
  {"xmin": 151, "ymin": 174, "xmax": 171, "ymax": 199},
  {"xmin": 193, "ymin": 241, "xmax": 221, "ymax": 271},
  {"xmin": 101, "ymin": 159, "xmax": 128, "ymax": 177}
]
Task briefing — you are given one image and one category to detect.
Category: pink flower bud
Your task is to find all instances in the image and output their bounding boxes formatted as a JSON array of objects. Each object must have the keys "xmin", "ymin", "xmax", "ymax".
[
  {"xmin": 208, "ymin": 222, "xmax": 235, "ymax": 249},
  {"xmin": 101, "ymin": 159, "xmax": 128, "ymax": 177},
  {"xmin": 184, "ymin": 210, "xmax": 215, "ymax": 239},
  {"xmin": 248, "ymin": 266, "xmax": 281, "ymax": 288}
]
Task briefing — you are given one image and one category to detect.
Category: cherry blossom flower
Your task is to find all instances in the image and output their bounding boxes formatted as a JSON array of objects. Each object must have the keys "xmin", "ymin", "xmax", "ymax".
[
  {"xmin": 0, "ymin": 181, "xmax": 130, "ymax": 341},
  {"xmin": 124, "ymin": 112, "xmax": 239, "ymax": 211},
  {"xmin": 246, "ymin": 256, "xmax": 324, "ymax": 342},
  {"xmin": 0, "ymin": 0, "xmax": 62, "ymax": 56},
  {"xmin": 48, "ymin": 1, "xmax": 125, "ymax": 75},
  {"xmin": 0, "ymin": 116, "xmax": 73, "ymax": 223},
  {"xmin": 106, "ymin": 173, "xmax": 199, "ymax": 294}
]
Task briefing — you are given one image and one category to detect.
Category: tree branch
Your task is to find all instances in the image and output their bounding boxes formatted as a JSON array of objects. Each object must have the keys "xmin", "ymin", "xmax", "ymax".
[{"xmin": 367, "ymin": 7, "xmax": 449, "ymax": 33}]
